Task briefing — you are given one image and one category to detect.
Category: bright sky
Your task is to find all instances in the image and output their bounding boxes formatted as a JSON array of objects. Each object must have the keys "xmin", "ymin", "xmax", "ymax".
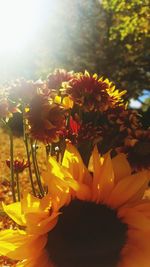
[{"xmin": 129, "ymin": 90, "xmax": 150, "ymax": 108}]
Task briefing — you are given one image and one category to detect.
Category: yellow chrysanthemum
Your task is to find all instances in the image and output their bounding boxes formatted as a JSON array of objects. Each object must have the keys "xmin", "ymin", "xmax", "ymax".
[{"xmin": 0, "ymin": 144, "xmax": 150, "ymax": 267}]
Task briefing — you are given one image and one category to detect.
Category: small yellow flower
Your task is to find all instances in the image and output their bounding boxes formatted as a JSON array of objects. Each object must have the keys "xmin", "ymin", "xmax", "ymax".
[{"xmin": 54, "ymin": 95, "xmax": 73, "ymax": 109}]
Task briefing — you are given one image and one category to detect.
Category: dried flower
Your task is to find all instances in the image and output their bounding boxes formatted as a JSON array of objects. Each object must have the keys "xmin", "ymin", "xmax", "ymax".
[{"xmin": 6, "ymin": 159, "xmax": 29, "ymax": 173}]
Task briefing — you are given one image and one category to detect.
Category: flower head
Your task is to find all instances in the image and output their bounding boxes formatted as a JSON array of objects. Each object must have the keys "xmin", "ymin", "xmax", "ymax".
[
  {"xmin": 65, "ymin": 71, "xmax": 126, "ymax": 112},
  {"xmin": 0, "ymin": 97, "xmax": 20, "ymax": 121},
  {"xmin": 47, "ymin": 69, "xmax": 74, "ymax": 90},
  {"xmin": 8, "ymin": 79, "xmax": 37, "ymax": 104},
  {"xmin": 26, "ymin": 94, "xmax": 65, "ymax": 144}
]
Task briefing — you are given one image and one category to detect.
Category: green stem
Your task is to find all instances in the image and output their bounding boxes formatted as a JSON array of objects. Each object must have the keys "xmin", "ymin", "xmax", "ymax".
[
  {"xmin": 22, "ymin": 105, "xmax": 36, "ymax": 196},
  {"xmin": 9, "ymin": 130, "xmax": 16, "ymax": 202},
  {"xmin": 1, "ymin": 119, "xmax": 16, "ymax": 201},
  {"xmin": 30, "ymin": 139, "xmax": 44, "ymax": 197},
  {"xmin": 24, "ymin": 134, "xmax": 36, "ymax": 196},
  {"xmin": 16, "ymin": 172, "xmax": 20, "ymax": 201},
  {"xmin": 34, "ymin": 142, "xmax": 42, "ymax": 182}
]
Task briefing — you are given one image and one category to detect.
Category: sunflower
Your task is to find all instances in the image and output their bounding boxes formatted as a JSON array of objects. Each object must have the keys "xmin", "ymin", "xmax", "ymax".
[{"xmin": 0, "ymin": 144, "xmax": 150, "ymax": 267}]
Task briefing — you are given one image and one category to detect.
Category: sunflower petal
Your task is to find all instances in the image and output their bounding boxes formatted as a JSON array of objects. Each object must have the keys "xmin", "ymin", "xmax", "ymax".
[
  {"xmin": 112, "ymin": 153, "xmax": 131, "ymax": 183},
  {"xmin": 92, "ymin": 146, "xmax": 114, "ymax": 203},
  {"xmin": 107, "ymin": 170, "xmax": 149, "ymax": 208},
  {"xmin": 42, "ymin": 157, "xmax": 78, "ymax": 197},
  {"xmin": 0, "ymin": 229, "xmax": 47, "ymax": 260},
  {"xmin": 2, "ymin": 202, "xmax": 26, "ymax": 226},
  {"xmin": 16, "ymin": 250, "xmax": 53, "ymax": 267},
  {"xmin": 62, "ymin": 143, "xmax": 86, "ymax": 183},
  {"xmin": 119, "ymin": 230, "xmax": 150, "ymax": 267},
  {"xmin": 26, "ymin": 211, "xmax": 59, "ymax": 235},
  {"xmin": 119, "ymin": 205, "xmax": 150, "ymax": 231}
]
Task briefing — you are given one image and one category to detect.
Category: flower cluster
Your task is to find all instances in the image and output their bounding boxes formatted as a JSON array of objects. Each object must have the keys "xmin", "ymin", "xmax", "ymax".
[
  {"xmin": 0, "ymin": 69, "xmax": 150, "ymax": 267},
  {"xmin": 65, "ymin": 71, "xmax": 126, "ymax": 112}
]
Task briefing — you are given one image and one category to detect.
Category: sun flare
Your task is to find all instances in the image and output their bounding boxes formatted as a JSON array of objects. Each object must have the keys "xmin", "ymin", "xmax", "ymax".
[{"xmin": 0, "ymin": 0, "xmax": 42, "ymax": 55}]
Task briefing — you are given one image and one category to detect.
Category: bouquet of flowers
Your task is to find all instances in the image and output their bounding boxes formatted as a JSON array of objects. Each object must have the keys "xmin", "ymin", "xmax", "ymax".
[{"xmin": 0, "ymin": 69, "xmax": 150, "ymax": 267}]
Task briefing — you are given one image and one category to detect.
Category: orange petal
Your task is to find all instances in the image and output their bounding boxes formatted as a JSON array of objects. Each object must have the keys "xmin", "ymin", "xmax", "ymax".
[
  {"xmin": 107, "ymin": 170, "xmax": 149, "ymax": 208},
  {"xmin": 92, "ymin": 146, "xmax": 114, "ymax": 203},
  {"xmin": 118, "ymin": 206, "xmax": 150, "ymax": 231},
  {"xmin": 112, "ymin": 153, "xmax": 131, "ymax": 183},
  {"xmin": 26, "ymin": 212, "xmax": 59, "ymax": 235}
]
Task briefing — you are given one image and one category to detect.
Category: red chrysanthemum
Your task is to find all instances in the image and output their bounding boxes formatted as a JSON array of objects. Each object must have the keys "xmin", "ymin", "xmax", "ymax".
[
  {"xmin": 47, "ymin": 69, "xmax": 74, "ymax": 90},
  {"xmin": 26, "ymin": 94, "xmax": 65, "ymax": 144},
  {"xmin": 8, "ymin": 79, "xmax": 37, "ymax": 103},
  {"xmin": 65, "ymin": 71, "xmax": 126, "ymax": 112},
  {"xmin": 0, "ymin": 97, "xmax": 20, "ymax": 121}
]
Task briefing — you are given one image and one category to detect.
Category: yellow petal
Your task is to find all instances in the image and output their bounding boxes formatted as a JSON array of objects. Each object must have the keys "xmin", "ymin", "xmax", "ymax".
[
  {"xmin": 62, "ymin": 96, "xmax": 73, "ymax": 109},
  {"xmin": 2, "ymin": 202, "xmax": 26, "ymax": 226},
  {"xmin": 107, "ymin": 170, "xmax": 149, "ymax": 208},
  {"xmin": 92, "ymin": 146, "xmax": 114, "ymax": 203},
  {"xmin": 48, "ymin": 156, "xmax": 78, "ymax": 190},
  {"xmin": 0, "ymin": 229, "xmax": 47, "ymax": 260},
  {"xmin": 21, "ymin": 193, "xmax": 41, "ymax": 214},
  {"xmin": 54, "ymin": 95, "xmax": 61, "ymax": 105},
  {"xmin": 112, "ymin": 153, "xmax": 131, "ymax": 183},
  {"xmin": 62, "ymin": 143, "xmax": 86, "ymax": 183}
]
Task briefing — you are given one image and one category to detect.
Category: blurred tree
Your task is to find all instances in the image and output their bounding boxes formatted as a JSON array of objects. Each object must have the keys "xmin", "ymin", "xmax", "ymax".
[
  {"xmin": 102, "ymin": 0, "xmax": 150, "ymax": 40},
  {"xmin": 35, "ymin": 0, "xmax": 106, "ymax": 76},
  {"xmin": 102, "ymin": 0, "xmax": 150, "ymax": 99}
]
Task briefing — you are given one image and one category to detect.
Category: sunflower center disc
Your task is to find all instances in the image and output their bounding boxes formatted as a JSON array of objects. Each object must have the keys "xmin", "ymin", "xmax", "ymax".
[{"xmin": 47, "ymin": 200, "xmax": 127, "ymax": 267}]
